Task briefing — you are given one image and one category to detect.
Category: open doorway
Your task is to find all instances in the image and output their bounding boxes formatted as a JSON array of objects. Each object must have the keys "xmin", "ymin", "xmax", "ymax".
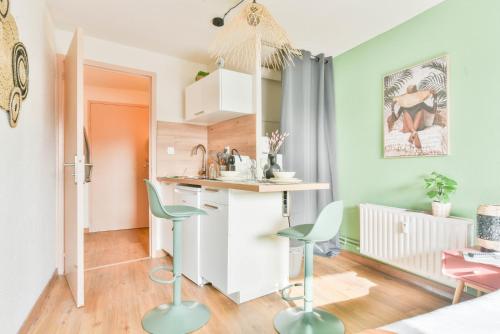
[{"xmin": 83, "ymin": 65, "xmax": 151, "ymax": 270}]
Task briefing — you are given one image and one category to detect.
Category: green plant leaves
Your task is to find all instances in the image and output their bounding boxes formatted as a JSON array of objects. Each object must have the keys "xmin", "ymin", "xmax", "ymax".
[
  {"xmin": 427, "ymin": 190, "xmax": 438, "ymax": 200},
  {"xmin": 424, "ymin": 172, "xmax": 457, "ymax": 203}
]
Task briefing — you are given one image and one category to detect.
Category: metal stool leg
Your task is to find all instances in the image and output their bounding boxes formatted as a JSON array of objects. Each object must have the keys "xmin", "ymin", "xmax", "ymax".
[
  {"xmin": 142, "ymin": 219, "xmax": 210, "ymax": 334},
  {"xmin": 274, "ymin": 241, "xmax": 345, "ymax": 334},
  {"xmin": 173, "ymin": 219, "xmax": 182, "ymax": 306},
  {"xmin": 303, "ymin": 242, "xmax": 314, "ymax": 313}
]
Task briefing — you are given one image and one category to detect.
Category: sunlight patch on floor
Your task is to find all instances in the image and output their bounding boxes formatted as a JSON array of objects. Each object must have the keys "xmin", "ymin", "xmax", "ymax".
[{"xmin": 287, "ymin": 271, "xmax": 377, "ymax": 308}]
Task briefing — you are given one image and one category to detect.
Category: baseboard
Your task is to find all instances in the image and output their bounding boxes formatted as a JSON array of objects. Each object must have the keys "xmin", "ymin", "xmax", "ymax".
[
  {"xmin": 18, "ymin": 269, "xmax": 58, "ymax": 334},
  {"xmin": 341, "ymin": 250, "xmax": 457, "ymax": 301}
]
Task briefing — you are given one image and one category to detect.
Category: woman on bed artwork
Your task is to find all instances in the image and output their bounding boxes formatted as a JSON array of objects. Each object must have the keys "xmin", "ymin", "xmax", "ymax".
[{"xmin": 387, "ymin": 85, "xmax": 437, "ymax": 149}]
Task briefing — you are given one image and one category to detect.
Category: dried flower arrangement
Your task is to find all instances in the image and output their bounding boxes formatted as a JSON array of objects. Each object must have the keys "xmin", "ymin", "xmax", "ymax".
[{"xmin": 267, "ymin": 129, "xmax": 289, "ymax": 154}]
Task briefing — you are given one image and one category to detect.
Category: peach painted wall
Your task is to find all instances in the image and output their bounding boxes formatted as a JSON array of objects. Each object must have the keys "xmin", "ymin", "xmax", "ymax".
[
  {"xmin": 84, "ymin": 85, "xmax": 150, "ymax": 128},
  {"xmin": 89, "ymin": 103, "xmax": 149, "ymax": 232},
  {"xmin": 83, "ymin": 82, "xmax": 150, "ymax": 230},
  {"xmin": 84, "ymin": 69, "xmax": 151, "ymax": 228}
]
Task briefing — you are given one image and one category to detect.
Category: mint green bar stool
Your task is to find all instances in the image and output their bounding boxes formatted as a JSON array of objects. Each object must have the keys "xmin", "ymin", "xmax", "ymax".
[
  {"xmin": 142, "ymin": 180, "xmax": 210, "ymax": 334},
  {"xmin": 274, "ymin": 201, "xmax": 345, "ymax": 334}
]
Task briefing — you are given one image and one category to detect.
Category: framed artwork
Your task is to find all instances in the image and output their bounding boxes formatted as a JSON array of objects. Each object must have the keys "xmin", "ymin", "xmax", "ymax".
[
  {"xmin": 383, "ymin": 55, "xmax": 448, "ymax": 157},
  {"xmin": 0, "ymin": 0, "xmax": 29, "ymax": 128}
]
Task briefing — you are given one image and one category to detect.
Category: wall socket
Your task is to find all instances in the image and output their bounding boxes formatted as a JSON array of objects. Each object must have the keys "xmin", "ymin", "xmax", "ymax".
[{"xmin": 167, "ymin": 147, "xmax": 175, "ymax": 155}]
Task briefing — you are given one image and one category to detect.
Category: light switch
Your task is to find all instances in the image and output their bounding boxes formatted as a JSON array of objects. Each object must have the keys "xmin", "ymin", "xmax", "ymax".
[{"xmin": 167, "ymin": 147, "xmax": 175, "ymax": 155}]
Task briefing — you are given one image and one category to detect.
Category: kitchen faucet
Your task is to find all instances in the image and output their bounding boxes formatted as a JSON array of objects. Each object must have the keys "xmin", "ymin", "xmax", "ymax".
[{"xmin": 191, "ymin": 144, "xmax": 207, "ymax": 177}]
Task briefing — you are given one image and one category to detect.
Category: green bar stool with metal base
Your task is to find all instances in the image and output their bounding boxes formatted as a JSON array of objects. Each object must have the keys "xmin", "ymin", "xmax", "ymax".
[
  {"xmin": 142, "ymin": 180, "xmax": 210, "ymax": 334},
  {"xmin": 274, "ymin": 201, "xmax": 345, "ymax": 334}
]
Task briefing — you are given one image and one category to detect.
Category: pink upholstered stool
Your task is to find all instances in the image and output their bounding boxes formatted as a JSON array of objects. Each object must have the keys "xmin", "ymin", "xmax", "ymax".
[{"xmin": 442, "ymin": 249, "xmax": 500, "ymax": 303}]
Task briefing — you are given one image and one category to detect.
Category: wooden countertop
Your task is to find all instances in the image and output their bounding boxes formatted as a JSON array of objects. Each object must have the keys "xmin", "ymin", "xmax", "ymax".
[{"xmin": 157, "ymin": 177, "xmax": 330, "ymax": 193}]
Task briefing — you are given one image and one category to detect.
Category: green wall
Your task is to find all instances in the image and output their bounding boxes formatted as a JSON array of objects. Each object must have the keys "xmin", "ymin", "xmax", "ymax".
[{"xmin": 334, "ymin": 0, "xmax": 500, "ymax": 244}]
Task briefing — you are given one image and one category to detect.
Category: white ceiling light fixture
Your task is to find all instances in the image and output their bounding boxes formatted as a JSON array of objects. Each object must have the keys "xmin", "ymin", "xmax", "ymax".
[{"xmin": 211, "ymin": 0, "xmax": 301, "ymax": 71}]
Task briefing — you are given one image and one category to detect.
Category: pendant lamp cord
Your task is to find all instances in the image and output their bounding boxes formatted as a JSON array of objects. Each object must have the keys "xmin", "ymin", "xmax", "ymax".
[{"xmin": 223, "ymin": 0, "xmax": 246, "ymax": 20}]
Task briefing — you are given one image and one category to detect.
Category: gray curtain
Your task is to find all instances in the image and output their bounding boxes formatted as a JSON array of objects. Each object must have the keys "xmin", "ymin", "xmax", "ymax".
[{"xmin": 280, "ymin": 50, "xmax": 340, "ymax": 257}]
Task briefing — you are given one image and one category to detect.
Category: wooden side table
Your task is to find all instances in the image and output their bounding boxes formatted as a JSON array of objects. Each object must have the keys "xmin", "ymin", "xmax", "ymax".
[{"xmin": 442, "ymin": 249, "xmax": 500, "ymax": 303}]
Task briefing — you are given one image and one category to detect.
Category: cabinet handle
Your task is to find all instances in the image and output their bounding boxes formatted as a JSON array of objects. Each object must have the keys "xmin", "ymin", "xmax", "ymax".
[
  {"xmin": 203, "ymin": 204, "xmax": 219, "ymax": 210},
  {"xmin": 174, "ymin": 189, "xmax": 196, "ymax": 195},
  {"xmin": 195, "ymin": 110, "xmax": 205, "ymax": 116},
  {"xmin": 205, "ymin": 188, "xmax": 219, "ymax": 192}
]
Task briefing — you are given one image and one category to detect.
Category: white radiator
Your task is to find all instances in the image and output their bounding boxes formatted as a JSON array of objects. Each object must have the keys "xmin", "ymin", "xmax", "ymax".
[{"xmin": 360, "ymin": 204, "xmax": 473, "ymax": 286}]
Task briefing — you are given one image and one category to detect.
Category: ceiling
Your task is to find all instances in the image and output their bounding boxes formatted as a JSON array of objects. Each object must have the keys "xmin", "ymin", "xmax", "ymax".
[
  {"xmin": 84, "ymin": 65, "xmax": 150, "ymax": 91},
  {"xmin": 48, "ymin": 0, "xmax": 444, "ymax": 65}
]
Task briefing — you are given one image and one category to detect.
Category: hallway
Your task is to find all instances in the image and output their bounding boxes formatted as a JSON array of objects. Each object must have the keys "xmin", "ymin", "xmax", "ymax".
[{"xmin": 85, "ymin": 228, "xmax": 149, "ymax": 270}]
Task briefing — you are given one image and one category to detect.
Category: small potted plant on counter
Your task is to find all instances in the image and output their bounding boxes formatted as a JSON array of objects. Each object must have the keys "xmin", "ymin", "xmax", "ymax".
[{"xmin": 424, "ymin": 172, "xmax": 458, "ymax": 217}]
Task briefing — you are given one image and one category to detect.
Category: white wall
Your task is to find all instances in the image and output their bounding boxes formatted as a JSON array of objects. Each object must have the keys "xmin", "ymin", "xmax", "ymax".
[
  {"xmin": 262, "ymin": 78, "xmax": 282, "ymax": 135},
  {"xmin": 0, "ymin": 1, "xmax": 57, "ymax": 332},
  {"xmin": 55, "ymin": 30, "xmax": 208, "ymax": 122}
]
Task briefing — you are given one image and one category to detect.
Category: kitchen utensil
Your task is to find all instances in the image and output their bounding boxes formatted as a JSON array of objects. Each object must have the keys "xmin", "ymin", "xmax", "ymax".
[
  {"xmin": 208, "ymin": 163, "xmax": 217, "ymax": 179},
  {"xmin": 250, "ymin": 159, "xmax": 257, "ymax": 180},
  {"xmin": 228, "ymin": 148, "xmax": 242, "ymax": 171},
  {"xmin": 217, "ymin": 147, "xmax": 231, "ymax": 171}
]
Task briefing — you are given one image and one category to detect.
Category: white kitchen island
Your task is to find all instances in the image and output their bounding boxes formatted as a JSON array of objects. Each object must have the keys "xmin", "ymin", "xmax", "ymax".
[{"xmin": 157, "ymin": 177, "xmax": 329, "ymax": 304}]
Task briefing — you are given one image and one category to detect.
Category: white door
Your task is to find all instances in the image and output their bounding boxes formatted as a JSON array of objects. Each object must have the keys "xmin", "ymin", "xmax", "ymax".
[{"xmin": 63, "ymin": 28, "xmax": 85, "ymax": 307}]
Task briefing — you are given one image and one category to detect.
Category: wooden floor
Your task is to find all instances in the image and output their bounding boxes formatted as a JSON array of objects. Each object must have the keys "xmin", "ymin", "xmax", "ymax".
[
  {"xmin": 85, "ymin": 227, "xmax": 149, "ymax": 269},
  {"xmin": 26, "ymin": 251, "xmax": 449, "ymax": 333}
]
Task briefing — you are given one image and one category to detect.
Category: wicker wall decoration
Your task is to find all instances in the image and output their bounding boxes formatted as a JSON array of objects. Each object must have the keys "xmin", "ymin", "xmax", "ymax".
[{"xmin": 0, "ymin": 0, "xmax": 29, "ymax": 128}]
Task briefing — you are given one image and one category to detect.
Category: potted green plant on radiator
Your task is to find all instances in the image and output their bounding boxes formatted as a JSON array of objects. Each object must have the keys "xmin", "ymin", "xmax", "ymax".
[{"xmin": 424, "ymin": 172, "xmax": 458, "ymax": 217}]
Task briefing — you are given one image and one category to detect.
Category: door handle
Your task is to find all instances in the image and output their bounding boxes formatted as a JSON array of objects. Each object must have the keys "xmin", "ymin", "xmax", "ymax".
[
  {"xmin": 203, "ymin": 204, "xmax": 219, "ymax": 210},
  {"xmin": 64, "ymin": 156, "xmax": 83, "ymax": 184},
  {"xmin": 84, "ymin": 163, "xmax": 93, "ymax": 183},
  {"xmin": 64, "ymin": 163, "xmax": 77, "ymax": 177},
  {"xmin": 174, "ymin": 189, "xmax": 195, "ymax": 194},
  {"xmin": 204, "ymin": 188, "xmax": 219, "ymax": 192},
  {"xmin": 194, "ymin": 110, "xmax": 205, "ymax": 116}
]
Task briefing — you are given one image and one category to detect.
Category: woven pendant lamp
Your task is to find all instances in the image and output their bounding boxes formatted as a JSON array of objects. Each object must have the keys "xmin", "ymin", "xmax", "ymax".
[{"xmin": 211, "ymin": 0, "xmax": 301, "ymax": 71}]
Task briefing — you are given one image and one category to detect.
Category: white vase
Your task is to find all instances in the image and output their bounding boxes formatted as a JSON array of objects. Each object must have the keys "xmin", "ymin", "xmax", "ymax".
[{"xmin": 432, "ymin": 201, "xmax": 452, "ymax": 217}]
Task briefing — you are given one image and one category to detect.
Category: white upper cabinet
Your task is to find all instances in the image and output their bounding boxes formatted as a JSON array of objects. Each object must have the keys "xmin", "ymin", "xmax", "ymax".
[{"xmin": 185, "ymin": 69, "xmax": 253, "ymax": 125}]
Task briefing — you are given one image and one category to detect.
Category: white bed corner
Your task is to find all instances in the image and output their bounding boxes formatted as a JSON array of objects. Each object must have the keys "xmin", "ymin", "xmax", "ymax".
[{"xmin": 381, "ymin": 290, "xmax": 500, "ymax": 334}]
